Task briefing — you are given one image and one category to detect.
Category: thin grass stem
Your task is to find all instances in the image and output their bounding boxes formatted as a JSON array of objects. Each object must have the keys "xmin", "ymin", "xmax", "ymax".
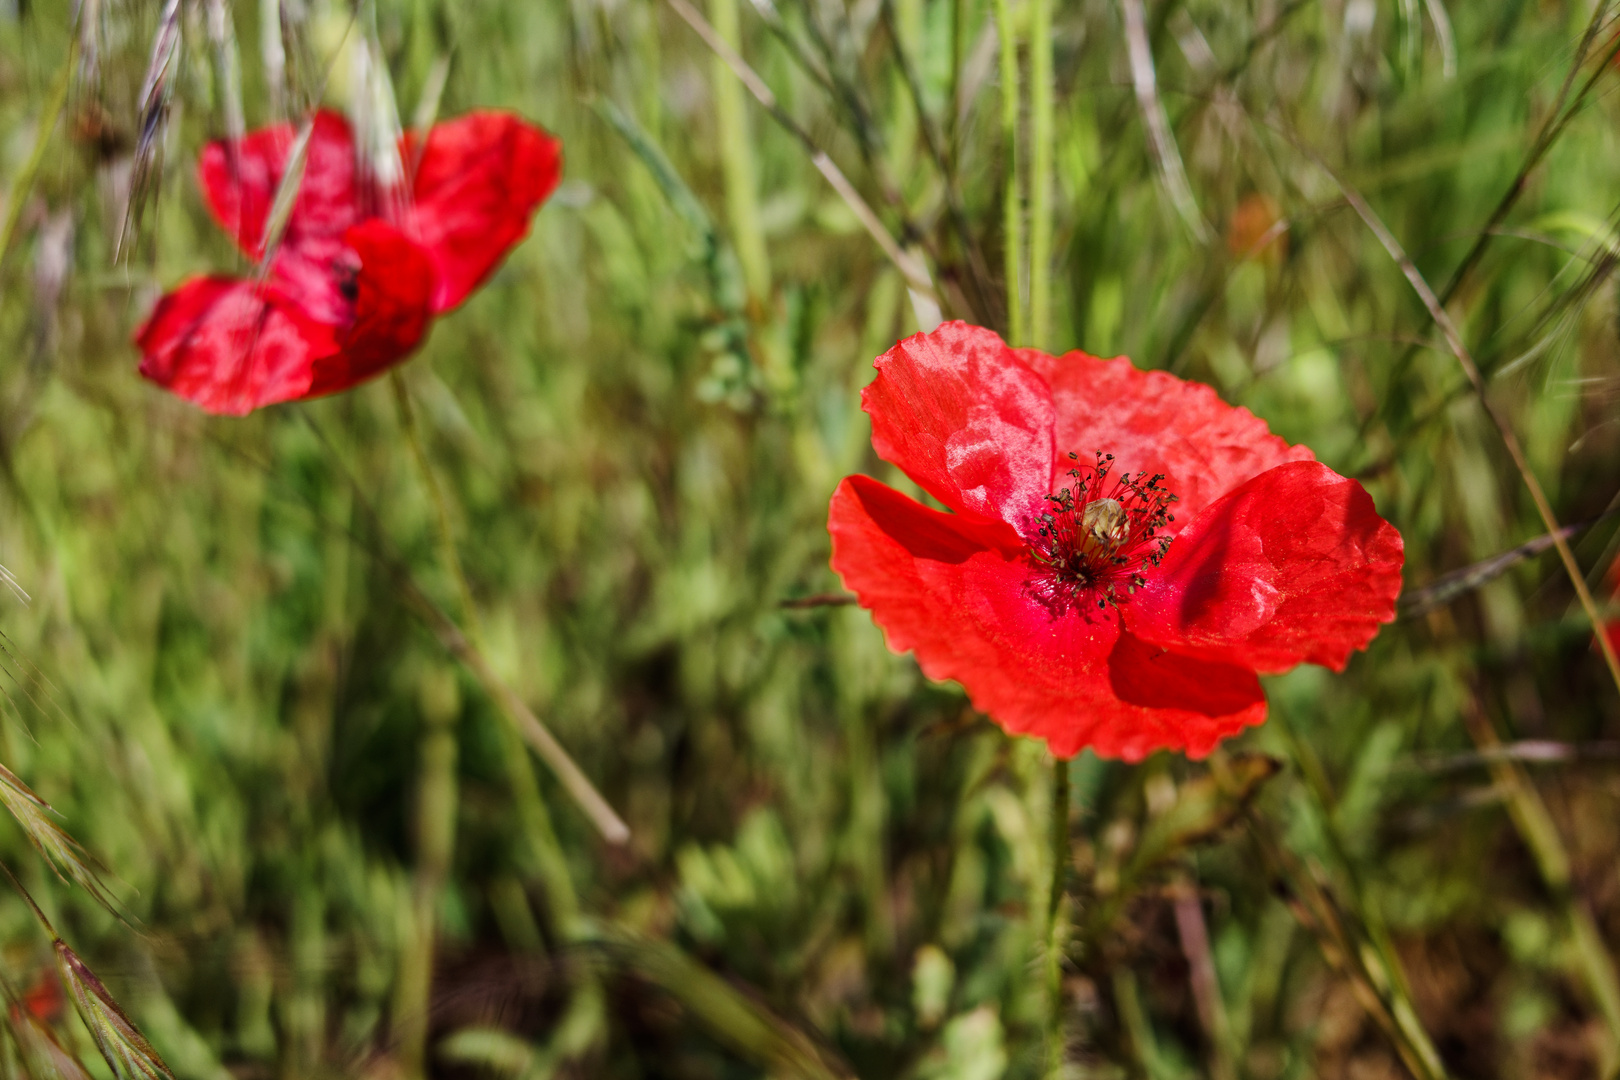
[
  {"xmin": 879, "ymin": 0, "xmax": 996, "ymax": 322},
  {"xmin": 1028, "ymin": 0, "xmax": 1052, "ymax": 347},
  {"xmin": 1043, "ymin": 756, "xmax": 1069, "ymax": 1078},
  {"xmin": 991, "ymin": 0, "xmax": 1024, "ymax": 343},
  {"xmin": 1120, "ymin": 0, "xmax": 1209, "ymax": 244},
  {"xmin": 709, "ymin": 0, "xmax": 772, "ymax": 305},
  {"xmin": 389, "ymin": 374, "xmax": 467, "ymax": 1079},
  {"xmin": 0, "ymin": 45, "xmax": 74, "ymax": 272}
]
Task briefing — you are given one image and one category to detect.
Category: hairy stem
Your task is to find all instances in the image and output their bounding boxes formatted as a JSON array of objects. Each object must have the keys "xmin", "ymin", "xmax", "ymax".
[
  {"xmin": 1028, "ymin": 0, "xmax": 1053, "ymax": 347},
  {"xmin": 390, "ymin": 376, "xmax": 465, "ymax": 1079},
  {"xmin": 1044, "ymin": 756, "xmax": 1070, "ymax": 1077},
  {"xmin": 709, "ymin": 0, "xmax": 772, "ymax": 306},
  {"xmin": 993, "ymin": 0, "xmax": 1024, "ymax": 343},
  {"xmin": 0, "ymin": 45, "xmax": 73, "ymax": 270}
]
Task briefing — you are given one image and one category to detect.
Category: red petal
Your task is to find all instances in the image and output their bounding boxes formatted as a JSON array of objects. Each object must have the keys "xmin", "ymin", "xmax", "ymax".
[
  {"xmin": 1103, "ymin": 631, "xmax": 1268, "ymax": 758},
  {"xmin": 1125, "ymin": 461, "xmax": 1404, "ymax": 674},
  {"xmin": 405, "ymin": 111, "xmax": 562, "ymax": 312},
  {"xmin": 305, "ymin": 222, "xmax": 437, "ymax": 397},
  {"xmin": 863, "ymin": 323, "xmax": 1056, "ymax": 531},
  {"xmin": 1018, "ymin": 346, "xmax": 1314, "ymax": 526},
  {"xmin": 135, "ymin": 277, "xmax": 339, "ymax": 414},
  {"xmin": 198, "ymin": 110, "xmax": 358, "ymax": 261},
  {"xmin": 830, "ymin": 474, "xmax": 1267, "ymax": 760}
]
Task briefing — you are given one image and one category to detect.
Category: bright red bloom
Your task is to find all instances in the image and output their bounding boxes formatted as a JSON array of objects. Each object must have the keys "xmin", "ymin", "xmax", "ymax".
[
  {"xmin": 135, "ymin": 109, "xmax": 561, "ymax": 414},
  {"xmin": 828, "ymin": 323, "xmax": 1404, "ymax": 761}
]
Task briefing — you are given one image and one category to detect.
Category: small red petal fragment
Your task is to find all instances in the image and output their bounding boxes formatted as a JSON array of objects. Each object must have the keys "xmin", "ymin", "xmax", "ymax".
[
  {"xmin": 1019, "ymin": 347, "xmax": 1314, "ymax": 526},
  {"xmin": 306, "ymin": 222, "xmax": 437, "ymax": 397},
  {"xmin": 1125, "ymin": 460, "xmax": 1404, "ymax": 674},
  {"xmin": 198, "ymin": 110, "xmax": 358, "ymax": 260},
  {"xmin": 829, "ymin": 474, "xmax": 1265, "ymax": 760},
  {"xmin": 405, "ymin": 111, "xmax": 562, "ymax": 312},
  {"xmin": 863, "ymin": 322, "xmax": 1056, "ymax": 531},
  {"xmin": 135, "ymin": 277, "xmax": 339, "ymax": 415}
]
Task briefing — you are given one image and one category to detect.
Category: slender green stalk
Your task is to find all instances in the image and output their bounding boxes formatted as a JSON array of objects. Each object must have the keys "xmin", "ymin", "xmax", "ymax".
[
  {"xmin": 1113, "ymin": 968, "xmax": 1166, "ymax": 1077},
  {"xmin": 1044, "ymin": 757, "xmax": 1070, "ymax": 1078},
  {"xmin": 948, "ymin": 0, "xmax": 964, "ymax": 171},
  {"xmin": 286, "ymin": 885, "xmax": 328, "ymax": 1079},
  {"xmin": 708, "ymin": 0, "xmax": 771, "ymax": 306},
  {"xmin": 0, "ymin": 45, "xmax": 73, "ymax": 272},
  {"xmin": 1028, "ymin": 0, "xmax": 1053, "ymax": 348},
  {"xmin": 395, "ymin": 673, "xmax": 457, "ymax": 1080},
  {"xmin": 389, "ymin": 376, "xmax": 467, "ymax": 1080},
  {"xmin": 391, "ymin": 375, "xmax": 476, "ymax": 635},
  {"xmin": 993, "ymin": 0, "xmax": 1025, "ymax": 344}
]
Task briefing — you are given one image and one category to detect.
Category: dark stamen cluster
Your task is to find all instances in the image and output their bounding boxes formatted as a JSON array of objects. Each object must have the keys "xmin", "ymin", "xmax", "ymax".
[{"xmin": 1028, "ymin": 452, "xmax": 1178, "ymax": 611}]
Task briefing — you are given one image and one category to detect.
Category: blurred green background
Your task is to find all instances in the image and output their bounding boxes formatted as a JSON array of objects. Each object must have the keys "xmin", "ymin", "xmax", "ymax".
[{"xmin": 1, "ymin": 0, "xmax": 1619, "ymax": 1076}]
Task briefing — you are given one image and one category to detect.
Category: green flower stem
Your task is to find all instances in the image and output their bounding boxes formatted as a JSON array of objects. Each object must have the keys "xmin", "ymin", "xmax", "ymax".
[
  {"xmin": 1028, "ymin": 0, "xmax": 1053, "ymax": 348},
  {"xmin": 395, "ymin": 672, "xmax": 456, "ymax": 1080},
  {"xmin": 993, "ymin": 0, "xmax": 1024, "ymax": 345},
  {"xmin": 1044, "ymin": 756, "xmax": 1070, "ymax": 1078},
  {"xmin": 708, "ymin": 0, "xmax": 771, "ymax": 307},
  {"xmin": 0, "ymin": 43, "xmax": 73, "ymax": 270}
]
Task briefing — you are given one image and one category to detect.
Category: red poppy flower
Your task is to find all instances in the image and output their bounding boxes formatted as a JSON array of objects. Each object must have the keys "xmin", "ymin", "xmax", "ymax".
[
  {"xmin": 828, "ymin": 322, "xmax": 1404, "ymax": 761},
  {"xmin": 135, "ymin": 109, "xmax": 561, "ymax": 414}
]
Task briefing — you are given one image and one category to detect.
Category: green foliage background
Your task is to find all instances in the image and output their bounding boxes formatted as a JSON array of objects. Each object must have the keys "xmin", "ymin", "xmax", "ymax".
[{"xmin": 0, "ymin": 0, "xmax": 1619, "ymax": 1076}]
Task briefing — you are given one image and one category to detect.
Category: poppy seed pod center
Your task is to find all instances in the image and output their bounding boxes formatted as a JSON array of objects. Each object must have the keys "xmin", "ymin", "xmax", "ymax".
[{"xmin": 1028, "ymin": 452, "xmax": 1178, "ymax": 611}]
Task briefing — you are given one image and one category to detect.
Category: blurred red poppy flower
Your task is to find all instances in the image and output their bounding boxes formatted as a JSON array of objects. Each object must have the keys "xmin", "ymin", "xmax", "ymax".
[
  {"xmin": 136, "ymin": 109, "xmax": 561, "ymax": 414},
  {"xmin": 18, "ymin": 970, "xmax": 62, "ymax": 1024},
  {"xmin": 828, "ymin": 322, "xmax": 1404, "ymax": 761}
]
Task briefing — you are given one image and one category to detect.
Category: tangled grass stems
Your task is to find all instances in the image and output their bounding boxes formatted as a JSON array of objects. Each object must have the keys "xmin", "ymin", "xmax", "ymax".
[{"xmin": 1312, "ymin": 153, "xmax": 1620, "ymax": 696}]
